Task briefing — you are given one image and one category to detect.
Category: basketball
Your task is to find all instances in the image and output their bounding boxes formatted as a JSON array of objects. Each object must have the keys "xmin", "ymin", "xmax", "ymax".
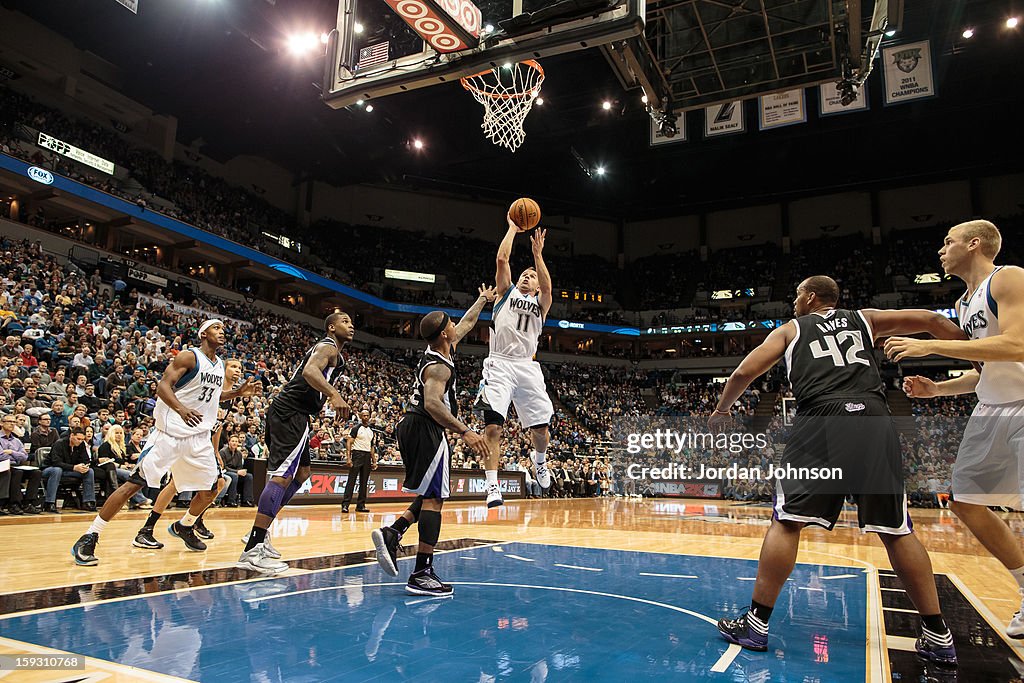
[{"xmin": 509, "ymin": 197, "xmax": 541, "ymax": 232}]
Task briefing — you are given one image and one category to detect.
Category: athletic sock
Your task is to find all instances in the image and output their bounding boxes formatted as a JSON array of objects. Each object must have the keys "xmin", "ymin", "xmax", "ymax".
[
  {"xmin": 143, "ymin": 511, "xmax": 162, "ymax": 529},
  {"xmin": 921, "ymin": 614, "xmax": 950, "ymax": 636},
  {"xmin": 921, "ymin": 615, "xmax": 953, "ymax": 647},
  {"xmin": 1010, "ymin": 565, "xmax": 1024, "ymax": 591},
  {"xmin": 531, "ymin": 449, "xmax": 547, "ymax": 466},
  {"xmin": 750, "ymin": 599, "xmax": 774, "ymax": 624},
  {"xmin": 87, "ymin": 516, "xmax": 108, "ymax": 536},
  {"xmin": 245, "ymin": 526, "xmax": 268, "ymax": 552},
  {"xmin": 415, "ymin": 552, "xmax": 433, "ymax": 573},
  {"xmin": 391, "ymin": 516, "xmax": 412, "ymax": 535},
  {"xmin": 179, "ymin": 512, "xmax": 198, "ymax": 528},
  {"xmin": 485, "ymin": 470, "xmax": 499, "ymax": 488}
]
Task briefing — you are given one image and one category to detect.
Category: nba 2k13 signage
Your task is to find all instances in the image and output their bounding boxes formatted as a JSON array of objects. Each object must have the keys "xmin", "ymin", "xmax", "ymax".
[
  {"xmin": 704, "ymin": 101, "xmax": 745, "ymax": 137},
  {"xmin": 882, "ymin": 40, "xmax": 935, "ymax": 105}
]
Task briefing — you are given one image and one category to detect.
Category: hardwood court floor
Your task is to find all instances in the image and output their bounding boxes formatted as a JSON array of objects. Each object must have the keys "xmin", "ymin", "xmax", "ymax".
[{"xmin": 0, "ymin": 498, "xmax": 1020, "ymax": 681}]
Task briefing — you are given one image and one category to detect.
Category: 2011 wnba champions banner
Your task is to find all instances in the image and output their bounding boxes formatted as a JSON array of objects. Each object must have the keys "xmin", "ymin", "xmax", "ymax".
[{"xmin": 882, "ymin": 40, "xmax": 935, "ymax": 105}]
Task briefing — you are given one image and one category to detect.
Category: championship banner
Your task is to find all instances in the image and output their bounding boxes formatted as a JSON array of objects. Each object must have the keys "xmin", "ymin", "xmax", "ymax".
[
  {"xmin": 114, "ymin": 0, "xmax": 138, "ymax": 13},
  {"xmin": 649, "ymin": 112, "xmax": 686, "ymax": 146},
  {"xmin": 819, "ymin": 82, "xmax": 869, "ymax": 116},
  {"xmin": 882, "ymin": 40, "xmax": 935, "ymax": 105},
  {"xmin": 704, "ymin": 101, "xmax": 744, "ymax": 137},
  {"xmin": 758, "ymin": 89, "xmax": 806, "ymax": 130}
]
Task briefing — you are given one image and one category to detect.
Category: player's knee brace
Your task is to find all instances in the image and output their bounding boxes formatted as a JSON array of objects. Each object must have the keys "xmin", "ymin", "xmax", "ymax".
[{"xmin": 417, "ymin": 509, "xmax": 442, "ymax": 547}]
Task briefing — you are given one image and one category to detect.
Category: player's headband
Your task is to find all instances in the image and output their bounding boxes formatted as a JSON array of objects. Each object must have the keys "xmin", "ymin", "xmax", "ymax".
[
  {"xmin": 198, "ymin": 319, "xmax": 224, "ymax": 337},
  {"xmin": 422, "ymin": 313, "xmax": 450, "ymax": 342}
]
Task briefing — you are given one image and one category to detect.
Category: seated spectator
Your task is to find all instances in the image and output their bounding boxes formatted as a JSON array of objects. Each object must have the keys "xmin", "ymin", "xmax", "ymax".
[
  {"xmin": 29, "ymin": 413, "xmax": 58, "ymax": 451},
  {"xmin": 41, "ymin": 426, "xmax": 96, "ymax": 513},
  {"xmin": 99, "ymin": 425, "xmax": 150, "ymax": 509},
  {"xmin": 49, "ymin": 399, "xmax": 68, "ymax": 434},
  {"xmin": 220, "ymin": 434, "xmax": 254, "ymax": 507},
  {"xmin": 0, "ymin": 413, "xmax": 41, "ymax": 514}
]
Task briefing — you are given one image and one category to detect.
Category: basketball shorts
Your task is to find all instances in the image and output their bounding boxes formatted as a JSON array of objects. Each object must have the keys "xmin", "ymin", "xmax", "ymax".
[
  {"xmin": 266, "ymin": 407, "xmax": 311, "ymax": 479},
  {"xmin": 952, "ymin": 399, "xmax": 1024, "ymax": 509},
  {"xmin": 134, "ymin": 429, "xmax": 218, "ymax": 492},
  {"xmin": 476, "ymin": 356, "xmax": 554, "ymax": 428},
  {"xmin": 398, "ymin": 413, "xmax": 450, "ymax": 500},
  {"xmin": 773, "ymin": 397, "xmax": 912, "ymax": 535}
]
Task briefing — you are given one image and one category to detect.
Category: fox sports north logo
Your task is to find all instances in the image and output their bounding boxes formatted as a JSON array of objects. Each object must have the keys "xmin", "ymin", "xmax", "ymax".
[{"xmin": 27, "ymin": 166, "xmax": 54, "ymax": 185}]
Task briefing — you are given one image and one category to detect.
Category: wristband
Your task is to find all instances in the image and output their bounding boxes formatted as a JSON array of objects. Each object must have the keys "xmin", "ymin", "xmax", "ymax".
[{"xmin": 712, "ymin": 409, "xmax": 730, "ymax": 416}]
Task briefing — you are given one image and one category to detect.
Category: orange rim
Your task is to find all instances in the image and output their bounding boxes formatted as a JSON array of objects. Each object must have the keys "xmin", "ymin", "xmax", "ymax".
[{"xmin": 460, "ymin": 59, "xmax": 545, "ymax": 100}]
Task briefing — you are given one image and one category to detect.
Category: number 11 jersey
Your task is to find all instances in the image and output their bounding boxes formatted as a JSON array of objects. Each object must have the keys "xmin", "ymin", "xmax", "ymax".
[
  {"xmin": 785, "ymin": 309, "xmax": 885, "ymax": 410},
  {"xmin": 489, "ymin": 287, "xmax": 544, "ymax": 360},
  {"xmin": 153, "ymin": 347, "xmax": 225, "ymax": 437}
]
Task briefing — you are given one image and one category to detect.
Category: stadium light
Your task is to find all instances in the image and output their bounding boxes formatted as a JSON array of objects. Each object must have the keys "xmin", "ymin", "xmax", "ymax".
[
  {"xmin": 595, "ymin": 165, "xmax": 606, "ymax": 176},
  {"xmin": 365, "ymin": 104, "xmax": 374, "ymax": 112},
  {"xmin": 641, "ymin": 94, "xmax": 649, "ymax": 104},
  {"xmin": 1008, "ymin": 16, "xmax": 1020, "ymax": 29},
  {"xmin": 320, "ymin": 32, "xmax": 329, "ymax": 45},
  {"xmin": 413, "ymin": 139, "xmax": 424, "ymax": 150},
  {"xmin": 535, "ymin": 97, "xmax": 545, "ymax": 106},
  {"xmin": 884, "ymin": 29, "xmax": 896, "ymax": 37},
  {"xmin": 286, "ymin": 32, "xmax": 320, "ymax": 56},
  {"xmin": 962, "ymin": 28, "xmax": 975, "ymax": 39},
  {"xmin": 354, "ymin": 23, "xmax": 365, "ymax": 34},
  {"xmin": 602, "ymin": 100, "xmax": 612, "ymax": 110}
]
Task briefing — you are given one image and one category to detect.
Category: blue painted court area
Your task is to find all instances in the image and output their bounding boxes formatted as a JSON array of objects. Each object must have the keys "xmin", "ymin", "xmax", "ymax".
[{"xmin": 0, "ymin": 543, "xmax": 868, "ymax": 682}]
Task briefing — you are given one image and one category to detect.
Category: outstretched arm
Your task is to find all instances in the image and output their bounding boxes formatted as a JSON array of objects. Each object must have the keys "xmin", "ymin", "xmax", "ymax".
[
  {"xmin": 885, "ymin": 267, "xmax": 1024, "ymax": 363},
  {"xmin": 453, "ymin": 285, "xmax": 497, "ymax": 343},
  {"xmin": 860, "ymin": 309, "xmax": 967, "ymax": 341},
  {"xmin": 496, "ymin": 214, "xmax": 518, "ymax": 297},
  {"xmin": 531, "ymin": 229, "xmax": 553, "ymax": 318},
  {"xmin": 709, "ymin": 323, "xmax": 794, "ymax": 427}
]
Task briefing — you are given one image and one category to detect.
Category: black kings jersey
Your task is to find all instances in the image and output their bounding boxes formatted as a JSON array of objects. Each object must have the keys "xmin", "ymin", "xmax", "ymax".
[
  {"xmin": 785, "ymin": 309, "xmax": 885, "ymax": 409},
  {"xmin": 407, "ymin": 347, "xmax": 457, "ymax": 425},
  {"xmin": 272, "ymin": 337, "xmax": 346, "ymax": 416}
]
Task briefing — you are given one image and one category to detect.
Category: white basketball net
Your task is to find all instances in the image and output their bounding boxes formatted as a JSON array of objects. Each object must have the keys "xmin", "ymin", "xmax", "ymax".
[{"xmin": 461, "ymin": 60, "xmax": 545, "ymax": 152}]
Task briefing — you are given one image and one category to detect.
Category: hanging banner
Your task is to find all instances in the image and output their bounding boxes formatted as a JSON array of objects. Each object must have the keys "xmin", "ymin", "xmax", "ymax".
[
  {"xmin": 114, "ymin": 0, "xmax": 138, "ymax": 12},
  {"xmin": 819, "ymin": 82, "xmax": 869, "ymax": 116},
  {"xmin": 704, "ymin": 101, "xmax": 744, "ymax": 137},
  {"xmin": 882, "ymin": 40, "xmax": 935, "ymax": 105},
  {"xmin": 758, "ymin": 89, "xmax": 806, "ymax": 130},
  {"xmin": 649, "ymin": 112, "xmax": 686, "ymax": 146}
]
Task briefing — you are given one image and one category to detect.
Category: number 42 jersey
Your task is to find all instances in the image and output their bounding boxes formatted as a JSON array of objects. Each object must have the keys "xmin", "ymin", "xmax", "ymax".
[
  {"xmin": 153, "ymin": 347, "xmax": 225, "ymax": 437},
  {"xmin": 784, "ymin": 309, "xmax": 886, "ymax": 410}
]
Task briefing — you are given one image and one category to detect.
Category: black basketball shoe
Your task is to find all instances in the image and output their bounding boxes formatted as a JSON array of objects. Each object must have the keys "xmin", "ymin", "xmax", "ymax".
[
  {"xmin": 406, "ymin": 567, "xmax": 453, "ymax": 597},
  {"xmin": 133, "ymin": 528, "xmax": 164, "ymax": 549},
  {"xmin": 71, "ymin": 533, "xmax": 99, "ymax": 566},
  {"xmin": 372, "ymin": 527, "xmax": 401, "ymax": 577},
  {"xmin": 194, "ymin": 519, "xmax": 214, "ymax": 540},
  {"xmin": 168, "ymin": 522, "xmax": 207, "ymax": 552}
]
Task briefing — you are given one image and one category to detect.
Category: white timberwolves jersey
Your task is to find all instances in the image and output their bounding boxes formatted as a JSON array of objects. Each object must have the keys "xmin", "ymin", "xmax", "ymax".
[
  {"xmin": 490, "ymin": 287, "xmax": 544, "ymax": 359},
  {"xmin": 154, "ymin": 348, "xmax": 225, "ymax": 437},
  {"xmin": 957, "ymin": 266, "xmax": 1024, "ymax": 405}
]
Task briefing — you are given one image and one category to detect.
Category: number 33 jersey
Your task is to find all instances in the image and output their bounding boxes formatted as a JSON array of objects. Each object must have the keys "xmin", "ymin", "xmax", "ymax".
[
  {"xmin": 153, "ymin": 348, "xmax": 225, "ymax": 437},
  {"xmin": 490, "ymin": 287, "xmax": 544, "ymax": 360},
  {"xmin": 785, "ymin": 309, "xmax": 886, "ymax": 410}
]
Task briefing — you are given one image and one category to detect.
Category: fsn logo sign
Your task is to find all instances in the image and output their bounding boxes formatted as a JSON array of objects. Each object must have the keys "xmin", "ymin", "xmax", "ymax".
[
  {"xmin": 27, "ymin": 166, "xmax": 54, "ymax": 185},
  {"xmin": 557, "ymin": 320, "xmax": 584, "ymax": 330}
]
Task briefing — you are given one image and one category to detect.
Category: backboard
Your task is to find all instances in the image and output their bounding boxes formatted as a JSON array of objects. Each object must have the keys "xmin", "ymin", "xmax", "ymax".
[{"xmin": 322, "ymin": 0, "xmax": 646, "ymax": 109}]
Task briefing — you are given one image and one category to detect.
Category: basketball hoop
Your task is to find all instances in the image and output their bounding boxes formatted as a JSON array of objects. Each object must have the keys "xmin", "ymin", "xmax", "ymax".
[{"xmin": 461, "ymin": 60, "xmax": 545, "ymax": 152}]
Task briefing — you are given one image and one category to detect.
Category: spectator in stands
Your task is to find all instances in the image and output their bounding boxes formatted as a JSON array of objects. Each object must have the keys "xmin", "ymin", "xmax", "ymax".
[
  {"xmin": 98, "ymin": 425, "xmax": 150, "ymax": 509},
  {"xmin": 518, "ymin": 458, "xmax": 542, "ymax": 498},
  {"xmin": 21, "ymin": 382, "xmax": 48, "ymax": 417},
  {"xmin": 29, "ymin": 413, "xmax": 57, "ymax": 451},
  {"xmin": 220, "ymin": 434, "xmax": 253, "ymax": 507},
  {"xmin": 0, "ymin": 413, "xmax": 41, "ymax": 514},
  {"xmin": 41, "ymin": 426, "xmax": 96, "ymax": 513},
  {"xmin": 49, "ymin": 399, "xmax": 68, "ymax": 433}
]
